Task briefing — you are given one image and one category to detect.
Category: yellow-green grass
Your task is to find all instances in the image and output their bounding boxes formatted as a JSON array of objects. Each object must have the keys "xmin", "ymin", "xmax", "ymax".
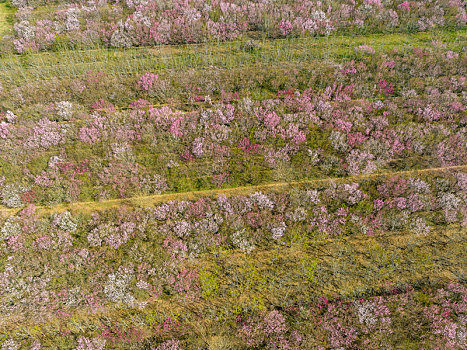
[
  {"xmin": 0, "ymin": 1, "xmax": 14, "ymax": 36},
  {"xmin": 0, "ymin": 29, "xmax": 465, "ymax": 85}
]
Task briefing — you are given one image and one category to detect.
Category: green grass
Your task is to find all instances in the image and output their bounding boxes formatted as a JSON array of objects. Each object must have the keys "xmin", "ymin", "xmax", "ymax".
[
  {"xmin": 0, "ymin": 28, "xmax": 465, "ymax": 85},
  {"xmin": 0, "ymin": 1, "xmax": 14, "ymax": 36}
]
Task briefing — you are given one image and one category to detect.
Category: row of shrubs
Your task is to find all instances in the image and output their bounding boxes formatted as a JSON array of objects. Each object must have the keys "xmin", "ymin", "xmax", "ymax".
[{"xmin": 5, "ymin": 0, "xmax": 466, "ymax": 52}]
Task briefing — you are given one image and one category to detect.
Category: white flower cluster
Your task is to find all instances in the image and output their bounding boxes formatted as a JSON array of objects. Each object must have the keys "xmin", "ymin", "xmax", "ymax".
[
  {"xmin": 111, "ymin": 142, "xmax": 135, "ymax": 163},
  {"xmin": 409, "ymin": 177, "xmax": 431, "ymax": 194},
  {"xmin": 126, "ymin": 0, "xmax": 149, "ymax": 8},
  {"xmin": 271, "ymin": 221, "xmax": 287, "ymax": 240},
  {"xmin": 142, "ymin": 174, "xmax": 169, "ymax": 195},
  {"xmin": 307, "ymin": 149, "xmax": 321, "ymax": 165},
  {"xmin": 5, "ymin": 111, "xmax": 17, "ymax": 123},
  {"xmin": 354, "ymin": 300, "xmax": 377, "ymax": 326},
  {"xmin": 14, "ymin": 20, "xmax": 35, "ymax": 40},
  {"xmin": 173, "ymin": 220, "xmax": 192, "ymax": 238},
  {"xmin": 329, "ymin": 130, "xmax": 349, "ymax": 153},
  {"xmin": 87, "ymin": 222, "xmax": 135, "ymax": 249},
  {"xmin": 339, "ymin": 182, "xmax": 363, "ymax": 205},
  {"xmin": 65, "ymin": 8, "xmax": 81, "ymax": 31},
  {"xmin": 104, "ymin": 267, "xmax": 136, "ymax": 307},
  {"xmin": 306, "ymin": 189, "xmax": 321, "ymax": 205},
  {"xmin": 136, "ymin": 280, "xmax": 150, "ymax": 290},
  {"xmin": 110, "ymin": 21, "xmax": 133, "ymax": 48},
  {"xmin": 232, "ymin": 229, "xmax": 255, "ymax": 253},
  {"xmin": 64, "ymin": 287, "xmax": 82, "ymax": 307},
  {"xmin": 56, "ymin": 101, "xmax": 74, "ymax": 121},
  {"xmin": 411, "ymin": 217, "xmax": 431, "ymax": 236},
  {"xmin": 55, "ymin": 210, "xmax": 78, "ymax": 233},
  {"xmin": 48, "ymin": 155, "xmax": 64, "ymax": 168},
  {"xmin": 438, "ymin": 193, "xmax": 461, "ymax": 211},
  {"xmin": 1, "ymin": 183, "xmax": 29, "ymax": 208},
  {"xmin": 74, "ymin": 337, "xmax": 106, "ymax": 350},
  {"xmin": 191, "ymin": 137, "xmax": 205, "ymax": 157},
  {"xmin": 250, "ymin": 192, "xmax": 274, "ymax": 210},
  {"xmin": 1, "ymin": 339, "xmax": 19, "ymax": 350},
  {"xmin": 11, "ymin": 0, "xmax": 30, "ymax": 8},
  {"xmin": 0, "ymin": 218, "xmax": 22, "ymax": 241},
  {"xmin": 286, "ymin": 207, "xmax": 307, "ymax": 222},
  {"xmin": 193, "ymin": 213, "xmax": 222, "ymax": 235}
]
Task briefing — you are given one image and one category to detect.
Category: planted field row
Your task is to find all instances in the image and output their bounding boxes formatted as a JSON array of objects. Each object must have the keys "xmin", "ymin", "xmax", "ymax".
[
  {"xmin": 1, "ymin": 31, "xmax": 464, "ymax": 109},
  {"xmin": 1, "ymin": 29, "xmax": 466, "ymax": 85},
  {"xmin": 0, "ymin": 162, "xmax": 465, "ymax": 218},
  {"xmin": 4, "ymin": 0, "xmax": 466, "ymax": 53},
  {"xmin": 1, "ymin": 94, "xmax": 466, "ymax": 208}
]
